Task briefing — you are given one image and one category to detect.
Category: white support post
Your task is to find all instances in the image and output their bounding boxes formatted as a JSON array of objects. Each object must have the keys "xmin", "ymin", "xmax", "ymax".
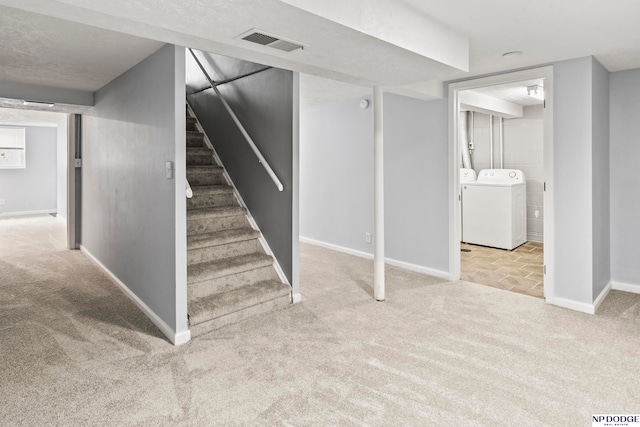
[{"xmin": 373, "ymin": 86, "xmax": 385, "ymax": 301}]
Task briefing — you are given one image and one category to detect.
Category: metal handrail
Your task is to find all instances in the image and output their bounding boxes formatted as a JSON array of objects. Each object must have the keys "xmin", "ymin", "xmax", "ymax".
[
  {"xmin": 188, "ymin": 48, "xmax": 284, "ymax": 192},
  {"xmin": 186, "ymin": 178, "xmax": 193, "ymax": 199}
]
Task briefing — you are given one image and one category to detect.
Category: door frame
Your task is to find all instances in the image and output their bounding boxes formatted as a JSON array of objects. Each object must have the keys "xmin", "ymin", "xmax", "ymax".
[
  {"xmin": 448, "ymin": 66, "xmax": 555, "ymax": 302},
  {"xmin": 66, "ymin": 114, "xmax": 80, "ymax": 249}
]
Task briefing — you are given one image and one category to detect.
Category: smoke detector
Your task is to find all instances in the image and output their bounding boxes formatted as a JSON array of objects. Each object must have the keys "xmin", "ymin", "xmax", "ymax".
[{"xmin": 235, "ymin": 28, "xmax": 305, "ymax": 52}]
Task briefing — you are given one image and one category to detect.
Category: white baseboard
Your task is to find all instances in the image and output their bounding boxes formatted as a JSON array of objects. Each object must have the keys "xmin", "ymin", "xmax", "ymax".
[
  {"xmin": 551, "ymin": 297, "xmax": 596, "ymax": 315},
  {"xmin": 593, "ymin": 281, "xmax": 612, "ymax": 312},
  {"xmin": 611, "ymin": 280, "xmax": 640, "ymax": 295},
  {"xmin": 301, "ymin": 236, "xmax": 372, "ymax": 259},
  {"xmin": 551, "ymin": 282, "xmax": 611, "ymax": 315},
  {"xmin": 300, "ymin": 236, "xmax": 450, "ymax": 280},
  {"xmin": 385, "ymin": 257, "xmax": 450, "ymax": 280},
  {"xmin": 0, "ymin": 209, "xmax": 57, "ymax": 217},
  {"xmin": 80, "ymin": 245, "xmax": 191, "ymax": 346}
]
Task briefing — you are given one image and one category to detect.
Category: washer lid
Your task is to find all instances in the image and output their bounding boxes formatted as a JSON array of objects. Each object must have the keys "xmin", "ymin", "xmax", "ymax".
[{"xmin": 476, "ymin": 169, "xmax": 525, "ymax": 185}]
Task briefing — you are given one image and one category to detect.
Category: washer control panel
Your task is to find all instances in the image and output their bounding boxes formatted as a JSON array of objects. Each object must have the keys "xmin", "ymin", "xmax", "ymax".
[{"xmin": 477, "ymin": 169, "xmax": 525, "ymax": 184}]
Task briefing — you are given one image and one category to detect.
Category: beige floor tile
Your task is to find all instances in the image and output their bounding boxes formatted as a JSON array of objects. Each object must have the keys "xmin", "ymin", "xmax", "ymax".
[
  {"xmin": 461, "ymin": 242, "xmax": 544, "ymax": 299},
  {"xmin": 500, "ymin": 275, "xmax": 540, "ymax": 289},
  {"xmin": 496, "ymin": 266, "xmax": 532, "ymax": 278},
  {"xmin": 527, "ymin": 271, "xmax": 544, "ymax": 282}
]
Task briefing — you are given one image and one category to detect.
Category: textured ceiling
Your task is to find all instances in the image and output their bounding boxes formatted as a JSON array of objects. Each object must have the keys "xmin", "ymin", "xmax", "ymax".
[
  {"xmin": 0, "ymin": 6, "xmax": 163, "ymax": 92},
  {"xmin": 1, "ymin": 0, "xmax": 640, "ymax": 106}
]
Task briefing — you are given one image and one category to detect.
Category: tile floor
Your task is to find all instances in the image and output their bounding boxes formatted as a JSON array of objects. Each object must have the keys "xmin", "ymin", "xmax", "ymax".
[{"xmin": 460, "ymin": 241, "xmax": 544, "ymax": 298}]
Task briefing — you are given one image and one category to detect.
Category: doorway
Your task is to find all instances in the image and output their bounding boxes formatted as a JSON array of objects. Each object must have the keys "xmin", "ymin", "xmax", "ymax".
[
  {"xmin": 0, "ymin": 108, "xmax": 76, "ymax": 249},
  {"xmin": 448, "ymin": 67, "xmax": 554, "ymax": 301}
]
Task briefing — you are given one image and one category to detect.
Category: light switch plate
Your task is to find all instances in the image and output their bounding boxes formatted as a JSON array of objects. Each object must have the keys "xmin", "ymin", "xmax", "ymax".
[{"xmin": 165, "ymin": 161, "xmax": 174, "ymax": 179}]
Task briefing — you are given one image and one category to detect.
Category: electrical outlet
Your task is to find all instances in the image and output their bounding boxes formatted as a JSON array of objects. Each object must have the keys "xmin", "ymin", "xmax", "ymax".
[
  {"xmin": 365, "ymin": 232, "xmax": 372, "ymax": 243},
  {"xmin": 0, "ymin": 199, "xmax": 5, "ymax": 206}
]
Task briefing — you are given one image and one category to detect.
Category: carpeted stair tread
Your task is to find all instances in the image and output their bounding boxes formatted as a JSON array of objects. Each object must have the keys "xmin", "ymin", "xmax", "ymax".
[
  {"xmin": 186, "ymin": 130, "xmax": 204, "ymax": 138},
  {"xmin": 187, "ymin": 165, "xmax": 225, "ymax": 186},
  {"xmin": 184, "ymin": 111, "xmax": 291, "ymax": 336},
  {"xmin": 187, "ymin": 165, "xmax": 223, "ymax": 174},
  {"xmin": 187, "ymin": 228, "xmax": 260, "ymax": 250},
  {"xmin": 190, "ymin": 185, "xmax": 234, "ymax": 196},
  {"xmin": 188, "ymin": 252, "xmax": 273, "ymax": 284},
  {"xmin": 188, "ymin": 279, "xmax": 290, "ymax": 327},
  {"xmin": 186, "ymin": 131, "xmax": 205, "ymax": 148},
  {"xmin": 187, "ymin": 206, "xmax": 246, "ymax": 221},
  {"xmin": 187, "ymin": 147, "xmax": 213, "ymax": 156}
]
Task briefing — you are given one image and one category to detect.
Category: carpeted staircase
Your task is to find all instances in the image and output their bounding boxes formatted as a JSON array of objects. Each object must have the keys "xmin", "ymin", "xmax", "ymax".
[{"xmin": 185, "ymin": 113, "xmax": 291, "ymax": 337}]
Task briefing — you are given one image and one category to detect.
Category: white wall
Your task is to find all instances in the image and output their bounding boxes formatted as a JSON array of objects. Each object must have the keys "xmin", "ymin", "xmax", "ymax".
[
  {"xmin": 468, "ymin": 107, "xmax": 544, "ymax": 241},
  {"xmin": 0, "ymin": 126, "xmax": 57, "ymax": 215},
  {"xmin": 300, "ymin": 93, "xmax": 449, "ymax": 275},
  {"xmin": 610, "ymin": 68, "xmax": 640, "ymax": 289},
  {"xmin": 82, "ymin": 44, "xmax": 187, "ymax": 341}
]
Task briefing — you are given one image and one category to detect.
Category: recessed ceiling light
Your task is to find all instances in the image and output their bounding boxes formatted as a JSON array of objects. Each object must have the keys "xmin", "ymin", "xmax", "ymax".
[{"xmin": 502, "ymin": 51, "xmax": 523, "ymax": 58}]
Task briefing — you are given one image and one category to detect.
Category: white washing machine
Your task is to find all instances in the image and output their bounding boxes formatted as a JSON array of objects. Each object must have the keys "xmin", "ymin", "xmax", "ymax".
[
  {"xmin": 460, "ymin": 168, "xmax": 477, "ymax": 183},
  {"xmin": 462, "ymin": 169, "xmax": 526, "ymax": 250}
]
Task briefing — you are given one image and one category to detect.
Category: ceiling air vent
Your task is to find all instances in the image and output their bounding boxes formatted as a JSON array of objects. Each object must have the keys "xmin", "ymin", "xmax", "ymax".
[{"xmin": 236, "ymin": 29, "xmax": 304, "ymax": 53}]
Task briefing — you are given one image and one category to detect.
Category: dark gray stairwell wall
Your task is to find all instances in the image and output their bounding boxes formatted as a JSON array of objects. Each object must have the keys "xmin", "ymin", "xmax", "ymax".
[{"xmin": 186, "ymin": 50, "xmax": 295, "ymax": 283}]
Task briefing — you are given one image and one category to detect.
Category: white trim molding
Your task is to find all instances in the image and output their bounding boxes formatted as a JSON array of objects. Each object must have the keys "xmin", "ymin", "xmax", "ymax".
[
  {"xmin": 611, "ymin": 280, "xmax": 640, "ymax": 295},
  {"xmin": 0, "ymin": 209, "xmax": 57, "ymax": 217},
  {"xmin": 80, "ymin": 245, "xmax": 191, "ymax": 346},
  {"xmin": 300, "ymin": 236, "xmax": 450, "ymax": 281},
  {"xmin": 551, "ymin": 281, "xmax": 612, "ymax": 315},
  {"xmin": 593, "ymin": 281, "xmax": 612, "ymax": 313},
  {"xmin": 551, "ymin": 297, "xmax": 597, "ymax": 315},
  {"xmin": 448, "ymin": 66, "xmax": 555, "ymax": 303}
]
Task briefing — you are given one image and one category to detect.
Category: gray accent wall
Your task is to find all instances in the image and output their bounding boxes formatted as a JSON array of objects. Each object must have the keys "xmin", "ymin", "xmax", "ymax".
[
  {"xmin": 0, "ymin": 126, "xmax": 57, "ymax": 215},
  {"xmin": 186, "ymin": 51, "xmax": 295, "ymax": 284},
  {"xmin": 591, "ymin": 58, "xmax": 610, "ymax": 299},
  {"xmin": 610, "ymin": 69, "xmax": 640, "ymax": 286},
  {"xmin": 82, "ymin": 44, "xmax": 186, "ymax": 336}
]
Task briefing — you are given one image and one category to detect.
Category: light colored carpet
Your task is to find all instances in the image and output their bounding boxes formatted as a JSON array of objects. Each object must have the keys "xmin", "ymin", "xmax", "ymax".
[{"xmin": 1, "ymin": 215, "xmax": 639, "ymax": 426}]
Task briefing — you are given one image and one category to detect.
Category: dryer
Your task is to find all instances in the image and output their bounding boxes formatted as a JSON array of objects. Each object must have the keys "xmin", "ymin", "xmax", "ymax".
[{"xmin": 462, "ymin": 169, "xmax": 526, "ymax": 250}]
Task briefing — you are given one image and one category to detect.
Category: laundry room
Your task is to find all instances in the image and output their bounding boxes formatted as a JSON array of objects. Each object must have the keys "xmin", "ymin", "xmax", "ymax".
[{"xmin": 458, "ymin": 79, "xmax": 546, "ymax": 298}]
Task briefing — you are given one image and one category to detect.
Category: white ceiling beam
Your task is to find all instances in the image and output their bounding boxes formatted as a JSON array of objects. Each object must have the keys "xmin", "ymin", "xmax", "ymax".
[
  {"xmin": 278, "ymin": 0, "xmax": 469, "ymax": 72},
  {"xmin": 459, "ymin": 90, "xmax": 523, "ymax": 119}
]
